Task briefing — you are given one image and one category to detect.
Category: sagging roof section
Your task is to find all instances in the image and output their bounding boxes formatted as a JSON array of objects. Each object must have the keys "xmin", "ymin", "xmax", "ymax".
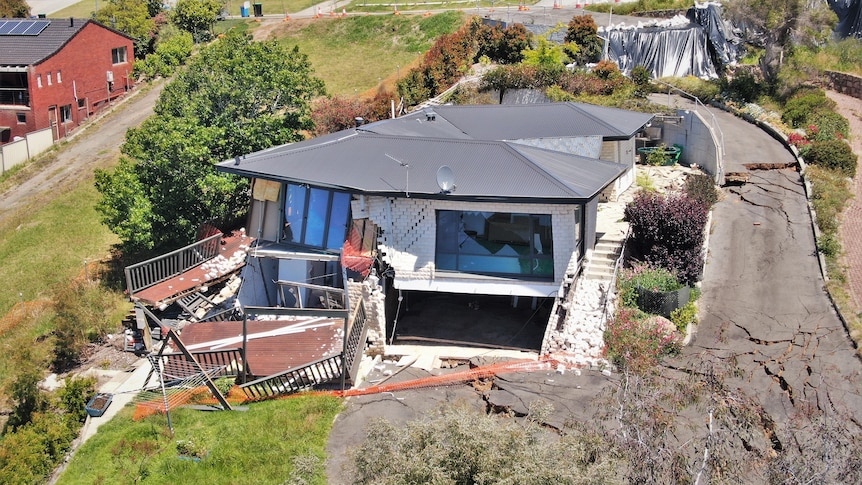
[{"xmin": 221, "ymin": 133, "xmax": 625, "ymax": 201}]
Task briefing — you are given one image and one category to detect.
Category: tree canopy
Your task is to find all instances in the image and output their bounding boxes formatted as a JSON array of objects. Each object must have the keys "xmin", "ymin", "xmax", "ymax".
[
  {"xmin": 94, "ymin": 0, "xmax": 159, "ymax": 57},
  {"xmin": 96, "ymin": 31, "xmax": 325, "ymax": 255},
  {"xmin": 565, "ymin": 15, "xmax": 602, "ymax": 65},
  {"xmin": 724, "ymin": 0, "xmax": 837, "ymax": 80},
  {"xmin": 0, "ymin": 0, "xmax": 29, "ymax": 18},
  {"xmin": 172, "ymin": 0, "xmax": 223, "ymax": 42}
]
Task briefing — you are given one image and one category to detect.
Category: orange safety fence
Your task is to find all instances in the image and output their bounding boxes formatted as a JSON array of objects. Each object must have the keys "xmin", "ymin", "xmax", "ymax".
[
  {"xmin": 251, "ymin": 354, "xmax": 579, "ymax": 403},
  {"xmin": 132, "ymin": 354, "xmax": 589, "ymax": 417}
]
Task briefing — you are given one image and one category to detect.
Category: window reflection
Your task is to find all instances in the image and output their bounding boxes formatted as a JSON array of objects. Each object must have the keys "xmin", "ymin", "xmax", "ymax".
[
  {"xmin": 282, "ymin": 183, "xmax": 351, "ymax": 251},
  {"xmin": 435, "ymin": 210, "xmax": 556, "ymax": 279}
]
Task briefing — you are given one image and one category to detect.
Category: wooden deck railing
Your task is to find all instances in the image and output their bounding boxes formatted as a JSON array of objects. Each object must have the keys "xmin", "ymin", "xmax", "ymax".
[
  {"xmin": 124, "ymin": 233, "xmax": 222, "ymax": 298},
  {"xmin": 239, "ymin": 299, "xmax": 370, "ymax": 399},
  {"xmin": 240, "ymin": 355, "xmax": 343, "ymax": 399},
  {"xmin": 157, "ymin": 348, "xmax": 250, "ymax": 379}
]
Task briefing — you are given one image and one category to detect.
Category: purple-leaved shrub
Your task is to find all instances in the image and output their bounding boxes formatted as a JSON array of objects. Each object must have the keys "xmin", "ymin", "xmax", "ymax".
[{"xmin": 624, "ymin": 192, "xmax": 708, "ymax": 285}]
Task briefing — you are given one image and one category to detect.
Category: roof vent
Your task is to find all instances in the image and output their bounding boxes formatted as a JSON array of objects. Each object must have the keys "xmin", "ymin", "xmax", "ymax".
[
  {"xmin": 424, "ymin": 109, "xmax": 436, "ymax": 122},
  {"xmin": 354, "ymin": 117, "xmax": 365, "ymax": 128},
  {"xmin": 69, "ymin": 17, "xmax": 74, "ymax": 27}
]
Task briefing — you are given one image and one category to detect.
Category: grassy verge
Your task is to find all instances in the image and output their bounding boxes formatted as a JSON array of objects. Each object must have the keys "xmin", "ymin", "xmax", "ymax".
[
  {"xmin": 806, "ymin": 165, "xmax": 862, "ymax": 342},
  {"xmin": 0, "ymin": 180, "xmax": 126, "ymax": 393},
  {"xmin": 274, "ymin": 12, "xmax": 464, "ymax": 95},
  {"xmin": 46, "ymin": 0, "xmax": 97, "ymax": 18},
  {"xmin": 56, "ymin": 394, "xmax": 343, "ymax": 484},
  {"xmin": 349, "ymin": 0, "xmax": 523, "ymax": 13},
  {"xmin": 585, "ymin": 0, "xmax": 691, "ymax": 15}
]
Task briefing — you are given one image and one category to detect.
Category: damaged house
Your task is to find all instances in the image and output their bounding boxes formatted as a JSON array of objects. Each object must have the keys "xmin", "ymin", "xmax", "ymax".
[{"xmin": 213, "ymin": 101, "xmax": 653, "ymax": 378}]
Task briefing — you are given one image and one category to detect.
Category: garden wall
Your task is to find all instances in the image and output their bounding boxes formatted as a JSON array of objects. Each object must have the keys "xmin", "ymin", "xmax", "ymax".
[{"xmin": 827, "ymin": 71, "xmax": 862, "ymax": 100}]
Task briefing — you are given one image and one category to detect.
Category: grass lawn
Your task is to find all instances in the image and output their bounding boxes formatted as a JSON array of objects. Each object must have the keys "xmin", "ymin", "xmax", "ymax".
[
  {"xmin": 349, "ymin": 0, "xmax": 523, "ymax": 13},
  {"xmin": 273, "ymin": 11, "xmax": 465, "ymax": 95},
  {"xmin": 47, "ymin": 0, "xmax": 99, "ymax": 18},
  {"xmin": 56, "ymin": 394, "xmax": 343, "ymax": 484},
  {"xmin": 0, "ymin": 178, "xmax": 127, "ymax": 391}
]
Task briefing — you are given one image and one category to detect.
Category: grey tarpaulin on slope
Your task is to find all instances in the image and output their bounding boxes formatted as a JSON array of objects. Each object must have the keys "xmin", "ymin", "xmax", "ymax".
[
  {"xmin": 829, "ymin": 0, "xmax": 862, "ymax": 38},
  {"xmin": 603, "ymin": 3, "xmax": 742, "ymax": 79},
  {"xmin": 686, "ymin": 3, "xmax": 742, "ymax": 67}
]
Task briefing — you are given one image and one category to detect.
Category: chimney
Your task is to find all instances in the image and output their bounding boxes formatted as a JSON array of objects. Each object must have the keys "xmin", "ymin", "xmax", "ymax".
[{"xmin": 69, "ymin": 17, "xmax": 74, "ymax": 27}]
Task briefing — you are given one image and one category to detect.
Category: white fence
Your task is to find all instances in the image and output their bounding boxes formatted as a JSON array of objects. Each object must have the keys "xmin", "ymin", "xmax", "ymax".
[{"xmin": 1, "ymin": 128, "xmax": 53, "ymax": 176}]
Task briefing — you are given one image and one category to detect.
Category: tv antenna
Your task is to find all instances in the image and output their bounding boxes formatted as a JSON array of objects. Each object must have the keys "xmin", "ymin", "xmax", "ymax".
[
  {"xmin": 385, "ymin": 154, "xmax": 410, "ymax": 197},
  {"xmin": 436, "ymin": 165, "xmax": 456, "ymax": 194}
]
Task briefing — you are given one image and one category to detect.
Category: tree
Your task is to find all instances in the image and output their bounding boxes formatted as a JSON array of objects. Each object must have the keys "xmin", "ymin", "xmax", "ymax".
[
  {"xmin": 724, "ymin": 0, "xmax": 836, "ymax": 81},
  {"xmin": 565, "ymin": 15, "xmax": 602, "ymax": 65},
  {"xmin": 0, "ymin": 0, "xmax": 29, "ymax": 18},
  {"xmin": 95, "ymin": 0, "xmax": 159, "ymax": 58},
  {"xmin": 521, "ymin": 35, "xmax": 567, "ymax": 68},
  {"xmin": 171, "ymin": 0, "xmax": 223, "ymax": 42},
  {"xmin": 96, "ymin": 31, "xmax": 325, "ymax": 254}
]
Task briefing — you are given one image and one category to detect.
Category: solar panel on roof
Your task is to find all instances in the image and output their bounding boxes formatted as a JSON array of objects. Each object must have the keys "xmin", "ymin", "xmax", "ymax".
[
  {"xmin": 0, "ymin": 20, "xmax": 50, "ymax": 36},
  {"xmin": 0, "ymin": 21, "xmax": 18, "ymax": 35},
  {"xmin": 9, "ymin": 21, "xmax": 31, "ymax": 34},
  {"xmin": 22, "ymin": 21, "xmax": 50, "ymax": 35}
]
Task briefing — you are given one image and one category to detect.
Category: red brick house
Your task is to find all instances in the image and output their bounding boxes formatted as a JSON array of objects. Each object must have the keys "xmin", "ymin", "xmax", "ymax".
[{"xmin": 0, "ymin": 18, "xmax": 135, "ymax": 143}]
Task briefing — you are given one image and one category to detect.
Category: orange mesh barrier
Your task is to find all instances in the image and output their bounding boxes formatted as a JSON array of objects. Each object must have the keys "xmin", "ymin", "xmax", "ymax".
[{"xmin": 245, "ymin": 355, "xmax": 580, "ymax": 403}]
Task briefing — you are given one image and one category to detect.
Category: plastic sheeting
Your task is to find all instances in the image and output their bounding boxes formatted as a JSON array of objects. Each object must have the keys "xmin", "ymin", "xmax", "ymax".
[
  {"xmin": 829, "ymin": 0, "xmax": 862, "ymax": 38},
  {"xmin": 686, "ymin": 3, "xmax": 742, "ymax": 66},
  {"xmin": 605, "ymin": 26, "xmax": 720, "ymax": 79},
  {"xmin": 601, "ymin": 3, "xmax": 742, "ymax": 79}
]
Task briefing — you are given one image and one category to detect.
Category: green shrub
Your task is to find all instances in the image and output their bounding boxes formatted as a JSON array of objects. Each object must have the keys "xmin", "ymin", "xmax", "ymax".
[
  {"xmin": 545, "ymin": 84, "xmax": 576, "ymax": 101},
  {"xmin": 802, "ymin": 140, "xmax": 858, "ymax": 177},
  {"xmin": 808, "ymin": 110, "xmax": 850, "ymax": 142},
  {"xmin": 630, "ymin": 65, "xmax": 651, "ymax": 98},
  {"xmin": 659, "ymin": 76, "xmax": 721, "ymax": 102},
  {"xmin": 670, "ymin": 301, "xmax": 697, "ymax": 332},
  {"xmin": 724, "ymin": 70, "xmax": 762, "ymax": 103},
  {"xmin": 617, "ymin": 263, "xmax": 682, "ymax": 309},
  {"xmin": 781, "ymin": 88, "xmax": 832, "ymax": 128},
  {"xmin": 604, "ymin": 307, "xmax": 681, "ymax": 373},
  {"xmin": 817, "ymin": 233, "xmax": 842, "ymax": 258},
  {"xmin": 58, "ymin": 376, "xmax": 97, "ymax": 424},
  {"xmin": 684, "ymin": 173, "xmax": 718, "ymax": 208}
]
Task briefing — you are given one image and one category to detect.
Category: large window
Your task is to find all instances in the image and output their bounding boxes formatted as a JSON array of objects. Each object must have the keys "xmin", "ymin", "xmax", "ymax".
[
  {"xmin": 436, "ymin": 210, "xmax": 554, "ymax": 279},
  {"xmin": 0, "ymin": 72, "xmax": 29, "ymax": 106},
  {"xmin": 282, "ymin": 183, "xmax": 351, "ymax": 251},
  {"xmin": 111, "ymin": 46, "xmax": 127, "ymax": 64}
]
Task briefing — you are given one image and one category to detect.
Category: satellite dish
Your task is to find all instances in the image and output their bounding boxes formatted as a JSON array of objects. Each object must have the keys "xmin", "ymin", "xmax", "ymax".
[{"xmin": 437, "ymin": 165, "xmax": 456, "ymax": 194}]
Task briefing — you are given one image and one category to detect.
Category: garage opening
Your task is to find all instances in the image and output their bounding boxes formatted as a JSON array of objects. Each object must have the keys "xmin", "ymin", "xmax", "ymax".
[{"xmin": 386, "ymin": 290, "xmax": 553, "ymax": 352}]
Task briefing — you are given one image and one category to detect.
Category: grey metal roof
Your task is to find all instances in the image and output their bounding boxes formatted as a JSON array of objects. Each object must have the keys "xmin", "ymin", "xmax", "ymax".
[
  {"xmin": 0, "ymin": 19, "xmax": 132, "ymax": 67},
  {"xmin": 435, "ymin": 103, "xmax": 653, "ymax": 140},
  {"xmin": 364, "ymin": 102, "xmax": 653, "ymax": 141},
  {"xmin": 219, "ymin": 132, "xmax": 625, "ymax": 202}
]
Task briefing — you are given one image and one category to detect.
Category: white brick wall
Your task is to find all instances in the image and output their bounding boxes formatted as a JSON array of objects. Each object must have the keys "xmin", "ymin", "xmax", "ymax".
[{"xmin": 365, "ymin": 196, "xmax": 582, "ymax": 293}]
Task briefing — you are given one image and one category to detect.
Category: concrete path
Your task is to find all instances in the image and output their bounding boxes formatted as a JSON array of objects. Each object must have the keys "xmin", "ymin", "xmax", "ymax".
[{"xmin": 829, "ymin": 91, "xmax": 862, "ymax": 309}]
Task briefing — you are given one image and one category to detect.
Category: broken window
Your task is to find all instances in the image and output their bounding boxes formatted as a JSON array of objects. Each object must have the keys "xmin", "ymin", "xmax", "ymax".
[{"xmin": 282, "ymin": 183, "xmax": 351, "ymax": 251}]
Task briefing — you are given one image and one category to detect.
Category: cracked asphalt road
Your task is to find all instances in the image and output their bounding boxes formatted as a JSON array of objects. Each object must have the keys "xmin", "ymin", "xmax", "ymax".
[{"xmin": 693, "ymin": 169, "xmax": 862, "ymax": 426}]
